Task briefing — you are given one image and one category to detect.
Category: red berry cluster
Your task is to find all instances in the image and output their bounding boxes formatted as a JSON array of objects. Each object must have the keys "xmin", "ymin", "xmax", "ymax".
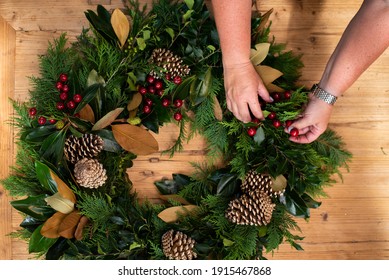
[
  {"xmin": 138, "ymin": 74, "xmax": 184, "ymax": 121},
  {"xmin": 55, "ymin": 73, "xmax": 82, "ymax": 113},
  {"xmin": 28, "ymin": 107, "xmax": 56, "ymax": 125},
  {"xmin": 246, "ymin": 90, "xmax": 299, "ymax": 137}
]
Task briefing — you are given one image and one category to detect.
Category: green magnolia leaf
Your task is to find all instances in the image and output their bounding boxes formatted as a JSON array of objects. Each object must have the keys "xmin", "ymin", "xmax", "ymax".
[
  {"xmin": 190, "ymin": 68, "xmax": 211, "ymax": 105},
  {"xmin": 39, "ymin": 130, "xmax": 66, "ymax": 164},
  {"xmin": 283, "ymin": 190, "xmax": 310, "ymax": 218},
  {"xmin": 93, "ymin": 129, "xmax": 123, "ymax": 153},
  {"xmin": 172, "ymin": 75, "xmax": 195, "ymax": 101},
  {"xmin": 35, "ymin": 161, "xmax": 58, "ymax": 194},
  {"xmin": 29, "ymin": 224, "xmax": 58, "ymax": 253},
  {"xmin": 216, "ymin": 174, "xmax": 239, "ymax": 196},
  {"xmin": 11, "ymin": 195, "xmax": 55, "ymax": 221},
  {"xmin": 155, "ymin": 179, "xmax": 179, "ymax": 195},
  {"xmin": 172, "ymin": 173, "xmax": 191, "ymax": 188},
  {"xmin": 110, "ymin": 216, "xmax": 126, "ymax": 225},
  {"xmin": 74, "ymin": 84, "xmax": 101, "ymax": 114},
  {"xmin": 302, "ymin": 193, "xmax": 322, "ymax": 209},
  {"xmin": 253, "ymin": 126, "xmax": 265, "ymax": 145},
  {"xmin": 20, "ymin": 216, "xmax": 43, "ymax": 232},
  {"xmin": 84, "ymin": 5, "xmax": 117, "ymax": 45},
  {"xmin": 46, "ymin": 238, "xmax": 69, "ymax": 260},
  {"xmin": 21, "ymin": 125, "xmax": 57, "ymax": 143}
]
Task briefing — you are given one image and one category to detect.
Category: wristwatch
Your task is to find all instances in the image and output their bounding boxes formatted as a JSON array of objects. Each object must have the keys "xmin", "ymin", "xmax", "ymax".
[{"xmin": 310, "ymin": 84, "xmax": 337, "ymax": 105}]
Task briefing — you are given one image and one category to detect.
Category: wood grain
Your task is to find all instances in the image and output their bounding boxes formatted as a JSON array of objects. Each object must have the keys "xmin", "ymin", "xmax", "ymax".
[{"xmin": 1, "ymin": 0, "xmax": 388, "ymax": 260}]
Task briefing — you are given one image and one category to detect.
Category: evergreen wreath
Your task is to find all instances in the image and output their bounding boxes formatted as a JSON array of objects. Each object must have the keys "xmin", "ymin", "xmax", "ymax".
[{"xmin": 2, "ymin": 0, "xmax": 351, "ymax": 260}]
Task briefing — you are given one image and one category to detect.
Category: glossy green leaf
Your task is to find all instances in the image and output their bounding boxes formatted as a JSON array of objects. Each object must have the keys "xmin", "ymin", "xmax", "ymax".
[
  {"xmin": 20, "ymin": 216, "xmax": 43, "ymax": 232},
  {"xmin": 184, "ymin": 0, "xmax": 194, "ymax": 9},
  {"xmin": 21, "ymin": 125, "xmax": 57, "ymax": 143},
  {"xmin": 110, "ymin": 216, "xmax": 126, "ymax": 225},
  {"xmin": 35, "ymin": 161, "xmax": 58, "ymax": 194},
  {"xmin": 189, "ymin": 68, "xmax": 211, "ymax": 105},
  {"xmin": 253, "ymin": 127, "xmax": 265, "ymax": 145},
  {"xmin": 165, "ymin": 27, "xmax": 174, "ymax": 39},
  {"xmin": 93, "ymin": 129, "xmax": 123, "ymax": 153},
  {"xmin": 172, "ymin": 75, "xmax": 196, "ymax": 101},
  {"xmin": 302, "ymin": 193, "xmax": 322, "ymax": 209},
  {"xmin": 172, "ymin": 173, "xmax": 191, "ymax": 188},
  {"xmin": 39, "ymin": 130, "xmax": 66, "ymax": 165},
  {"xmin": 11, "ymin": 195, "xmax": 55, "ymax": 220},
  {"xmin": 74, "ymin": 84, "xmax": 101, "ymax": 114},
  {"xmin": 283, "ymin": 190, "xmax": 310, "ymax": 218},
  {"xmin": 46, "ymin": 238, "xmax": 69, "ymax": 260},
  {"xmin": 216, "ymin": 174, "xmax": 239, "ymax": 197},
  {"xmin": 84, "ymin": 5, "xmax": 117, "ymax": 45},
  {"xmin": 155, "ymin": 179, "xmax": 179, "ymax": 195},
  {"xmin": 29, "ymin": 224, "xmax": 58, "ymax": 253}
]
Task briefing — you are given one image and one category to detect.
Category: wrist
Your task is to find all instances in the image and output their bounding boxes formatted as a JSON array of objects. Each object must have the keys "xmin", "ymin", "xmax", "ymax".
[{"xmin": 310, "ymin": 84, "xmax": 338, "ymax": 105}]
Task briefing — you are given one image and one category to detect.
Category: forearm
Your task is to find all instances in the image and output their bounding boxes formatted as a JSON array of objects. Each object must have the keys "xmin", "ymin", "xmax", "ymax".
[
  {"xmin": 319, "ymin": 0, "xmax": 389, "ymax": 96},
  {"xmin": 211, "ymin": 0, "xmax": 253, "ymax": 67}
]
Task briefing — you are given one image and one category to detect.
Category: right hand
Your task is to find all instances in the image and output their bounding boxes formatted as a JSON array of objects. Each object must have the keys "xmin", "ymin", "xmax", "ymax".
[{"xmin": 223, "ymin": 61, "xmax": 272, "ymax": 122}]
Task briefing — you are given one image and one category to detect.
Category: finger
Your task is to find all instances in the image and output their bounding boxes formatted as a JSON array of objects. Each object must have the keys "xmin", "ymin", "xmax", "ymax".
[
  {"xmin": 289, "ymin": 130, "xmax": 320, "ymax": 144},
  {"xmin": 248, "ymin": 100, "xmax": 264, "ymax": 120},
  {"xmin": 236, "ymin": 101, "xmax": 251, "ymax": 123},
  {"xmin": 257, "ymin": 84, "xmax": 272, "ymax": 103}
]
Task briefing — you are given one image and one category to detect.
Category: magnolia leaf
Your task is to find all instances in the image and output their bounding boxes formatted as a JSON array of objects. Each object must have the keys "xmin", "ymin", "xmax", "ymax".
[
  {"xmin": 111, "ymin": 124, "xmax": 158, "ymax": 155},
  {"xmin": 157, "ymin": 205, "xmax": 199, "ymax": 223},
  {"xmin": 253, "ymin": 126, "xmax": 265, "ymax": 145},
  {"xmin": 256, "ymin": 8, "xmax": 273, "ymax": 32},
  {"xmin": 213, "ymin": 95, "xmax": 223, "ymax": 121},
  {"xmin": 111, "ymin": 8, "xmax": 130, "ymax": 49},
  {"xmin": 250, "ymin": 43, "xmax": 270, "ymax": 66},
  {"xmin": 254, "ymin": 65, "xmax": 283, "ymax": 86},
  {"xmin": 92, "ymin": 107, "xmax": 124, "ymax": 131},
  {"xmin": 29, "ymin": 225, "xmax": 57, "ymax": 253},
  {"xmin": 58, "ymin": 211, "xmax": 82, "ymax": 239},
  {"xmin": 41, "ymin": 212, "xmax": 67, "ymax": 238},
  {"xmin": 87, "ymin": 69, "xmax": 105, "ymax": 87},
  {"xmin": 45, "ymin": 193, "xmax": 74, "ymax": 214},
  {"xmin": 74, "ymin": 216, "xmax": 89, "ymax": 241},
  {"xmin": 127, "ymin": 92, "xmax": 142, "ymax": 111},
  {"xmin": 49, "ymin": 170, "xmax": 76, "ymax": 204},
  {"xmin": 271, "ymin": 174, "xmax": 287, "ymax": 192},
  {"xmin": 159, "ymin": 195, "xmax": 191, "ymax": 205},
  {"xmin": 78, "ymin": 104, "xmax": 95, "ymax": 123},
  {"xmin": 266, "ymin": 83, "xmax": 285, "ymax": 93}
]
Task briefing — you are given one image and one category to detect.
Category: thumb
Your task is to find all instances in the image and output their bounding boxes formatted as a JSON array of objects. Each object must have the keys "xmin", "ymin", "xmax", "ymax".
[{"xmin": 285, "ymin": 116, "xmax": 311, "ymax": 135}]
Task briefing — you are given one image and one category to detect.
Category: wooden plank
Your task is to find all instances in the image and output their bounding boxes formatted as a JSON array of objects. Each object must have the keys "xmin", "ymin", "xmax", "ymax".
[{"xmin": 0, "ymin": 16, "xmax": 16, "ymax": 260}]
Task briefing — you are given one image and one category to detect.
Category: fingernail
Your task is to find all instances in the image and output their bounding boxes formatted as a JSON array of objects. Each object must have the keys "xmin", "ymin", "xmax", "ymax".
[
  {"xmin": 269, "ymin": 97, "xmax": 274, "ymax": 102},
  {"xmin": 287, "ymin": 126, "xmax": 294, "ymax": 133}
]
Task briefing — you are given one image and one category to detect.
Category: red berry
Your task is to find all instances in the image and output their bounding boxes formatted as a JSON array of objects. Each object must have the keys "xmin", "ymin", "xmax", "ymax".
[
  {"xmin": 138, "ymin": 86, "xmax": 147, "ymax": 95},
  {"xmin": 251, "ymin": 118, "xmax": 261, "ymax": 124},
  {"xmin": 146, "ymin": 75, "xmax": 155, "ymax": 84},
  {"xmin": 66, "ymin": 100, "xmax": 76, "ymax": 109},
  {"xmin": 290, "ymin": 127, "xmax": 299, "ymax": 137},
  {"xmin": 162, "ymin": 98, "xmax": 170, "ymax": 107},
  {"xmin": 59, "ymin": 92, "xmax": 68, "ymax": 101},
  {"xmin": 147, "ymin": 85, "xmax": 156, "ymax": 94},
  {"xmin": 284, "ymin": 91, "xmax": 292, "ymax": 99},
  {"xmin": 29, "ymin": 107, "xmax": 37, "ymax": 117},
  {"xmin": 165, "ymin": 73, "xmax": 172, "ymax": 81},
  {"xmin": 59, "ymin": 73, "xmax": 68, "ymax": 83},
  {"xmin": 272, "ymin": 92, "xmax": 281, "ymax": 102},
  {"xmin": 156, "ymin": 89, "xmax": 164, "ymax": 97},
  {"xmin": 247, "ymin": 127, "xmax": 257, "ymax": 137},
  {"xmin": 173, "ymin": 112, "xmax": 183, "ymax": 121},
  {"xmin": 285, "ymin": 120, "xmax": 293, "ymax": 128},
  {"xmin": 273, "ymin": 119, "xmax": 282, "ymax": 128},
  {"xmin": 49, "ymin": 119, "xmax": 57, "ymax": 124},
  {"xmin": 267, "ymin": 111, "xmax": 276, "ymax": 120},
  {"xmin": 154, "ymin": 80, "xmax": 163, "ymax": 90},
  {"xmin": 55, "ymin": 81, "xmax": 63, "ymax": 91},
  {"xmin": 38, "ymin": 116, "xmax": 46, "ymax": 125},
  {"xmin": 144, "ymin": 98, "xmax": 153, "ymax": 106},
  {"xmin": 73, "ymin": 113, "xmax": 80, "ymax": 118},
  {"xmin": 73, "ymin": 94, "xmax": 82, "ymax": 103},
  {"xmin": 56, "ymin": 102, "xmax": 65, "ymax": 110},
  {"xmin": 174, "ymin": 99, "xmax": 183, "ymax": 108},
  {"xmin": 62, "ymin": 84, "xmax": 70, "ymax": 93},
  {"xmin": 173, "ymin": 76, "xmax": 182, "ymax": 85},
  {"xmin": 143, "ymin": 105, "xmax": 151, "ymax": 114}
]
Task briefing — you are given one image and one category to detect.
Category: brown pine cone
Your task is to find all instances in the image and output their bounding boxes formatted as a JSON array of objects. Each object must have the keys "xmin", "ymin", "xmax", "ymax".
[
  {"xmin": 241, "ymin": 170, "xmax": 285, "ymax": 198},
  {"xmin": 74, "ymin": 158, "xmax": 107, "ymax": 189},
  {"xmin": 148, "ymin": 48, "xmax": 190, "ymax": 79},
  {"xmin": 64, "ymin": 134, "xmax": 104, "ymax": 164},
  {"xmin": 161, "ymin": 229, "xmax": 197, "ymax": 260}
]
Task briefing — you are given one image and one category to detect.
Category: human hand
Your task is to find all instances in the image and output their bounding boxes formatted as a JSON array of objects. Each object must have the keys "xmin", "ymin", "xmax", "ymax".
[
  {"xmin": 286, "ymin": 95, "xmax": 334, "ymax": 143},
  {"xmin": 223, "ymin": 61, "xmax": 272, "ymax": 122}
]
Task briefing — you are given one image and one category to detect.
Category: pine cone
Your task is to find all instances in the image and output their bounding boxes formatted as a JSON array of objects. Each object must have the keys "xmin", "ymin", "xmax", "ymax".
[
  {"xmin": 74, "ymin": 158, "xmax": 107, "ymax": 189},
  {"xmin": 241, "ymin": 170, "xmax": 285, "ymax": 198},
  {"xmin": 148, "ymin": 48, "xmax": 190, "ymax": 79},
  {"xmin": 64, "ymin": 134, "xmax": 104, "ymax": 164},
  {"xmin": 225, "ymin": 190, "xmax": 275, "ymax": 226},
  {"xmin": 161, "ymin": 229, "xmax": 197, "ymax": 260}
]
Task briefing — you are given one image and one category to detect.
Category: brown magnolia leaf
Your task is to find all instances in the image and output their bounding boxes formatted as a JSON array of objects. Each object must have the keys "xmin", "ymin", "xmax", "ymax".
[
  {"xmin": 271, "ymin": 174, "xmax": 287, "ymax": 192},
  {"xmin": 127, "ymin": 92, "xmax": 143, "ymax": 111},
  {"xmin": 256, "ymin": 8, "xmax": 273, "ymax": 32},
  {"xmin": 111, "ymin": 8, "xmax": 130, "ymax": 49},
  {"xmin": 128, "ymin": 109, "xmax": 138, "ymax": 119},
  {"xmin": 78, "ymin": 104, "xmax": 95, "ymax": 123},
  {"xmin": 50, "ymin": 170, "xmax": 76, "ymax": 204},
  {"xmin": 92, "ymin": 107, "xmax": 124, "ymax": 131},
  {"xmin": 254, "ymin": 65, "xmax": 283, "ymax": 86},
  {"xmin": 41, "ymin": 212, "xmax": 67, "ymax": 238},
  {"xmin": 250, "ymin": 43, "xmax": 270, "ymax": 66},
  {"xmin": 213, "ymin": 95, "xmax": 223, "ymax": 121},
  {"xmin": 74, "ymin": 216, "xmax": 89, "ymax": 241},
  {"xmin": 111, "ymin": 124, "xmax": 158, "ymax": 155},
  {"xmin": 58, "ymin": 210, "xmax": 82, "ymax": 239},
  {"xmin": 266, "ymin": 83, "xmax": 285, "ymax": 93},
  {"xmin": 44, "ymin": 192, "xmax": 74, "ymax": 214},
  {"xmin": 157, "ymin": 205, "xmax": 199, "ymax": 223},
  {"xmin": 159, "ymin": 195, "xmax": 191, "ymax": 205}
]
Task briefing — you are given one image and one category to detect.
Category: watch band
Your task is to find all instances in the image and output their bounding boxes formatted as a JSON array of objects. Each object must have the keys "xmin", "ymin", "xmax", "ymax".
[{"xmin": 310, "ymin": 84, "xmax": 337, "ymax": 105}]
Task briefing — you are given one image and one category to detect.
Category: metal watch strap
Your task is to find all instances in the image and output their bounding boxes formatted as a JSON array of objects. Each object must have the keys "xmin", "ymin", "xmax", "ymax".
[{"xmin": 310, "ymin": 84, "xmax": 337, "ymax": 105}]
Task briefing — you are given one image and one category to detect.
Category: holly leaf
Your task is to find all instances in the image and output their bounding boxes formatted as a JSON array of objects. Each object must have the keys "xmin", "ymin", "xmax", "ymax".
[
  {"xmin": 111, "ymin": 124, "xmax": 158, "ymax": 155},
  {"xmin": 111, "ymin": 8, "xmax": 130, "ymax": 49}
]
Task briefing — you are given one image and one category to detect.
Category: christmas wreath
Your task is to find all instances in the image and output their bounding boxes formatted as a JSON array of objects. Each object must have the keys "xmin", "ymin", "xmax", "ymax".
[{"xmin": 2, "ymin": 0, "xmax": 351, "ymax": 260}]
